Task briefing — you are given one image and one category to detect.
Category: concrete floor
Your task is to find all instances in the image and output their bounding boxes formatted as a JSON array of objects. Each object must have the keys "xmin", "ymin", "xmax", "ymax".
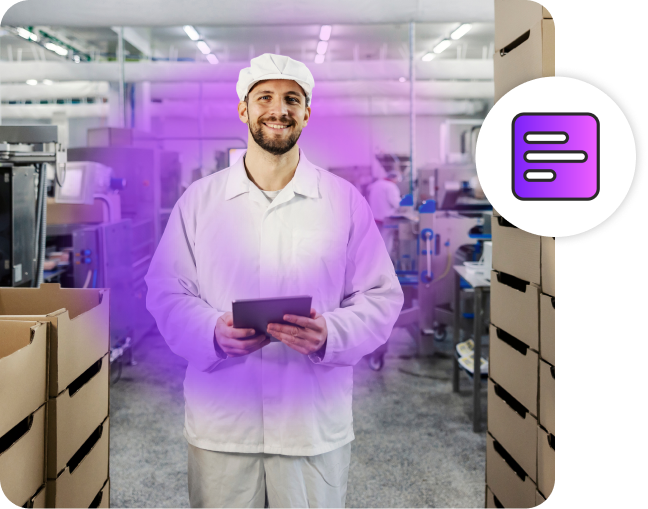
[{"xmin": 109, "ymin": 328, "xmax": 487, "ymax": 508}]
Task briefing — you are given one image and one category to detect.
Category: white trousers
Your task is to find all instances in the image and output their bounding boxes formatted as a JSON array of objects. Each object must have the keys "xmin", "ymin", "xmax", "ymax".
[{"xmin": 187, "ymin": 442, "xmax": 352, "ymax": 508}]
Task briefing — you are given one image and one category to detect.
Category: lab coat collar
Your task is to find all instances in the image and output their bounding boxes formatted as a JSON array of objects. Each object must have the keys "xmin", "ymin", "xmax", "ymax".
[{"xmin": 224, "ymin": 148, "xmax": 320, "ymax": 201}]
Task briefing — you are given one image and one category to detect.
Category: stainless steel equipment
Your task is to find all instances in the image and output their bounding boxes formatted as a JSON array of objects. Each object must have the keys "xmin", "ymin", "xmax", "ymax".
[{"xmin": 0, "ymin": 125, "xmax": 65, "ymax": 287}]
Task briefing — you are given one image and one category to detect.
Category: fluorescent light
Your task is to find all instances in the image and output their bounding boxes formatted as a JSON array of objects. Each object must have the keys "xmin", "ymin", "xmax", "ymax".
[
  {"xmin": 399, "ymin": 77, "xmax": 406, "ymax": 82},
  {"xmin": 316, "ymin": 40, "xmax": 328, "ymax": 55},
  {"xmin": 26, "ymin": 79, "xmax": 38, "ymax": 86},
  {"xmin": 196, "ymin": 40, "xmax": 211, "ymax": 55},
  {"xmin": 183, "ymin": 25, "xmax": 200, "ymax": 41},
  {"xmin": 44, "ymin": 42, "xmax": 68, "ymax": 56},
  {"xmin": 421, "ymin": 52, "xmax": 435, "ymax": 62},
  {"xmin": 432, "ymin": 39, "xmax": 452, "ymax": 54},
  {"xmin": 42, "ymin": 79, "xmax": 53, "ymax": 85},
  {"xmin": 319, "ymin": 25, "xmax": 332, "ymax": 41},
  {"xmin": 206, "ymin": 53, "xmax": 219, "ymax": 64},
  {"xmin": 314, "ymin": 54, "xmax": 325, "ymax": 64},
  {"xmin": 450, "ymin": 23, "xmax": 472, "ymax": 40},
  {"xmin": 17, "ymin": 27, "xmax": 38, "ymax": 41},
  {"xmin": 73, "ymin": 55, "xmax": 80, "ymax": 63}
]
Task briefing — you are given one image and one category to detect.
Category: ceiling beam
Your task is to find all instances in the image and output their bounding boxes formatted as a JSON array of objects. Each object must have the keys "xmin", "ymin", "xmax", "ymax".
[{"xmin": 3, "ymin": 0, "xmax": 493, "ymax": 26}]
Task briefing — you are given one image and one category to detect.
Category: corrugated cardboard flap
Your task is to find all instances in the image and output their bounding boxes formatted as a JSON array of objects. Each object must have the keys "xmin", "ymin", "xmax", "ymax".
[
  {"xmin": 0, "ymin": 321, "xmax": 48, "ymax": 437},
  {"xmin": 0, "ymin": 284, "xmax": 107, "ymax": 320}
]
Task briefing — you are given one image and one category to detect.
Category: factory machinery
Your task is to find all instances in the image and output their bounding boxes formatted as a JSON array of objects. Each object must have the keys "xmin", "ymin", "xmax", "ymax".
[
  {"xmin": 370, "ymin": 161, "xmax": 492, "ymax": 369},
  {"xmin": 0, "ymin": 125, "xmax": 182, "ymax": 381}
]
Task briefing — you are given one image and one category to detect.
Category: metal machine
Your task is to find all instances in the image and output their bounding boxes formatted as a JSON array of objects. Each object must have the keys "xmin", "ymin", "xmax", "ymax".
[{"xmin": 0, "ymin": 125, "xmax": 66, "ymax": 287}]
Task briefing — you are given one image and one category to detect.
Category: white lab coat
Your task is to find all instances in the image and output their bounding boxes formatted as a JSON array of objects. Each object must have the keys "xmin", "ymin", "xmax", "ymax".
[
  {"xmin": 145, "ymin": 149, "xmax": 404, "ymax": 456},
  {"xmin": 367, "ymin": 179, "xmax": 402, "ymax": 222}
]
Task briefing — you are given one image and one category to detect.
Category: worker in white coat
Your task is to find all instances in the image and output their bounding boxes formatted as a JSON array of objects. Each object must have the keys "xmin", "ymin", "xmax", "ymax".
[
  {"xmin": 145, "ymin": 53, "xmax": 404, "ymax": 508},
  {"xmin": 367, "ymin": 170, "xmax": 402, "ymax": 259}
]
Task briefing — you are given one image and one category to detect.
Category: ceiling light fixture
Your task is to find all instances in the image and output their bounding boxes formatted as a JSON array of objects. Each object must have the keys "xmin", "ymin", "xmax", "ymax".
[
  {"xmin": 196, "ymin": 40, "xmax": 211, "ymax": 55},
  {"xmin": 73, "ymin": 55, "xmax": 81, "ymax": 63},
  {"xmin": 206, "ymin": 53, "xmax": 219, "ymax": 64},
  {"xmin": 26, "ymin": 79, "xmax": 38, "ymax": 86},
  {"xmin": 44, "ymin": 42, "xmax": 68, "ymax": 56},
  {"xmin": 16, "ymin": 27, "xmax": 38, "ymax": 41},
  {"xmin": 450, "ymin": 23, "xmax": 472, "ymax": 40},
  {"xmin": 42, "ymin": 79, "xmax": 53, "ymax": 85},
  {"xmin": 421, "ymin": 52, "xmax": 435, "ymax": 62},
  {"xmin": 183, "ymin": 25, "xmax": 200, "ymax": 41},
  {"xmin": 399, "ymin": 77, "xmax": 407, "ymax": 82},
  {"xmin": 316, "ymin": 40, "xmax": 328, "ymax": 55},
  {"xmin": 432, "ymin": 39, "xmax": 452, "ymax": 54},
  {"xmin": 319, "ymin": 25, "xmax": 332, "ymax": 41},
  {"xmin": 314, "ymin": 54, "xmax": 325, "ymax": 64}
]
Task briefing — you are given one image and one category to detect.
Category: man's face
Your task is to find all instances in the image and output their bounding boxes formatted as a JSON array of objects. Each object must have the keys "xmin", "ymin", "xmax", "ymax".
[{"xmin": 239, "ymin": 79, "xmax": 311, "ymax": 156}]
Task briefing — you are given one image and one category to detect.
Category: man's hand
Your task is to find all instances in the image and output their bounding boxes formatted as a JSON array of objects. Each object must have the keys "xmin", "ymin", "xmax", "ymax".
[
  {"xmin": 215, "ymin": 312, "xmax": 270, "ymax": 358},
  {"xmin": 267, "ymin": 308, "xmax": 328, "ymax": 356}
]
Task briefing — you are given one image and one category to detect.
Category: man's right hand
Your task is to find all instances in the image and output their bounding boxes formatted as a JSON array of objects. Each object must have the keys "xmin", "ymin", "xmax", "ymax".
[{"xmin": 214, "ymin": 312, "xmax": 270, "ymax": 358}]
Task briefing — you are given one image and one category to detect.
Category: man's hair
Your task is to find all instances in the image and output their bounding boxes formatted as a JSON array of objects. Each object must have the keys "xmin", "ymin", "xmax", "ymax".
[{"xmin": 244, "ymin": 79, "xmax": 311, "ymax": 107}]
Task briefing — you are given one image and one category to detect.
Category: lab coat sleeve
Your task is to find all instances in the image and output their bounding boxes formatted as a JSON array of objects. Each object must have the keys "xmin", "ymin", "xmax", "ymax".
[
  {"xmin": 145, "ymin": 192, "xmax": 226, "ymax": 373},
  {"xmin": 316, "ymin": 194, "xmax": 404, "ymax": 367}
]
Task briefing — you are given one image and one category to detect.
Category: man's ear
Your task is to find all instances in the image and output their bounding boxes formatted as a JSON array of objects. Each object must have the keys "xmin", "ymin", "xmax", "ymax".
[
  {"xmin": 303, "ymin": 105, "xmax": 311, "ymax": 127},
  {"xmin": 238, "ymin": 100, "xmax": 249, "ymax": 123}
]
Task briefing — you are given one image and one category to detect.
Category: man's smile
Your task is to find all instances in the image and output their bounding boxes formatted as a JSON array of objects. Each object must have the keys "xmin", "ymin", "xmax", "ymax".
[{"xmin": 263, "ymin": 122, "xmax": 291, "ymax": 131}]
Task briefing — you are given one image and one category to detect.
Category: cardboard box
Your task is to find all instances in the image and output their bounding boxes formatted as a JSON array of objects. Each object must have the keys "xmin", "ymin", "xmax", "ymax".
[
  {"xmin": 539, "ymin": 359, "xmax": 555, "ymax": 434},
  {"xmin": 47, "ymin": 354, "xmax": 109, "ymax": 479},
  {"xmin": 540, "ymin": 294, "xmax": 555, "ymax": 365},
  {"xmin": 93, "ymin": 479, "xmax": 110, "ymax": 509},
  {"xmin": 0, "ymin": 404, "xmax": 46, "ymax": 507},
  {"xmin": 488, "ymin": 379, "xmax": 538, "ymax": 481},
  {"xmin": 491, "ymin": 270, "xmax": 540, "ymax": 351},
  {"xmin": 494, "ymin": 18, "xmax": 555, "ymax": 102},
  {"xmin": 47, "ymin": 417, "xmax": 109, "ymax": 509},
  {"xmin": 492, "ymin": 214, "xmax": 541, "ymax": 285},
  {"xmin": 0, "ymin": 321, "xmax": 47, "ymax": 437},
  {"xmin": 537, "ymin": 426, "xmax": 555, "ymax": 499},
  {"xmin": 486, "ymin": 486, "xmax": 501, "ymax": 509},
  {"xmin": 487, "ymin": 433, "xmax": 536, "ymax": 509},
  {"xmin": 490, "ymin": 325, "xmax": 539, "ymax": 416},
  {"xmin": 541, "ymin": 237, "xmax": 555, "ymax": 297},
  {"xmin": 0, "ymin": 283, "xmax": 110, "ymax": 397},
  {"xmin": 536, "ymin": 489, "xmax": 546, "ymax": 506},
  {"xmin": 24, "ymin": 484, "xmax": 46, "ymax": 508},
  {"xmin": 495, "ymin": 0, "xmax": 552, "ymax": 49}
]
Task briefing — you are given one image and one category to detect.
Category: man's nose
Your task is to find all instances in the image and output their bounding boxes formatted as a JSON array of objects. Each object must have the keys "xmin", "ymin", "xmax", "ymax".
[{"xmin": 268, "ymin": 98, "xmax": 290, "ymax": 119}]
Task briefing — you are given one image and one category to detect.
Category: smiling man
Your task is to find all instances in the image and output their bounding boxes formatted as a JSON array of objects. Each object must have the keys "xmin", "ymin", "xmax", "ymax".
[{"xmin": 146, "ymin": 54, "xmax": 404, "ymax": 508}]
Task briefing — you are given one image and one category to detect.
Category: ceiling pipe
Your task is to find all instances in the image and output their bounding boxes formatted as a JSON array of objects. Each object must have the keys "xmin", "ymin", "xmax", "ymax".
[{"xmin": 0, "ymin": 59, "xmax": 494, "ymax": 83}]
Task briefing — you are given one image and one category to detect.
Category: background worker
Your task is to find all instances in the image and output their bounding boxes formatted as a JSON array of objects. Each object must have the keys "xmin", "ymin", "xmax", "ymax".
[
  {"xmin": 367, "ymin": 170, "xmax": 403, "ymax": 259},
  {"xmin": 145, "ymin": 54, "xmax": 404, "ymax": 508}
]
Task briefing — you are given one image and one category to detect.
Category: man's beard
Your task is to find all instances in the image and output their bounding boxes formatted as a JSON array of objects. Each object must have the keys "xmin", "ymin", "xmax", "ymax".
[{"xmin": 248, "ymin": 115, "xmax": 302, "ymax": 156}]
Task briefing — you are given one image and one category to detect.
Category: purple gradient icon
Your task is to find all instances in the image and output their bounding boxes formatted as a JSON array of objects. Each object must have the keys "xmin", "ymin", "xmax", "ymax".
[{"xmin": 512, "ymin": 113, "xmax": 600, "ymax": 200}]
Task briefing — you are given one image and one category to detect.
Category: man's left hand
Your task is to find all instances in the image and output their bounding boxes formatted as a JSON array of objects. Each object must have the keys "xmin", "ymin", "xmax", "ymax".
[{"xmin": 267, "ymin": 308, "xmax": 327, "ymax": 356}]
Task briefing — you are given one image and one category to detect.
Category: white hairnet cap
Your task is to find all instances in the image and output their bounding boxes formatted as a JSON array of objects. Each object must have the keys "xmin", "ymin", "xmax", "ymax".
[{"xmin": 236, "ymin": 53, "xmax": 315, "ymax": 103}]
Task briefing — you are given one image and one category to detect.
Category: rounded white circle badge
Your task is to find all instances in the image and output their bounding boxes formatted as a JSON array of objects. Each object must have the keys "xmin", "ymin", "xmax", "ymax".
[{"xmin": 476, "ymin": 77, "xmax": 635, "ymax": 237}]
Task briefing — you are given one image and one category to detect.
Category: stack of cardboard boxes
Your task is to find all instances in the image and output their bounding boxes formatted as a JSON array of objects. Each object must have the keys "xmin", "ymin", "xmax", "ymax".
[
  {"xmin": 486, "ymin": 212, "xmax": 554, "ymax": 507},
  {"xmin": 0, "ymin": 284, "xmax": 110, "ymax": 507},
  {"xmin": 486, "ymin": 2, "xmax": 556, "ymax": 506},
  {"xmin": 0, "ymin": 321, "xmax": 48, "ymax": 507}
]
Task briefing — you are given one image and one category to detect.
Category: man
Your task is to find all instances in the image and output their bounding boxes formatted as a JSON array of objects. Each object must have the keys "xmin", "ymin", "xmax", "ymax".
[
  {"xmin": 146, "ymin": 54, "xmax": 403, "ymax": 508},
  {"xmin": 367, "ymin": 170, "xmax": 402, "ymax": 258}
]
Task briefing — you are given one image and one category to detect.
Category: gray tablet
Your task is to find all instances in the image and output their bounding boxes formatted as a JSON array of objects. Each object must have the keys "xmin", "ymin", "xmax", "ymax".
[{"xmin": 232, "ymin": 295, "xmax": 313, "ymax": 340}]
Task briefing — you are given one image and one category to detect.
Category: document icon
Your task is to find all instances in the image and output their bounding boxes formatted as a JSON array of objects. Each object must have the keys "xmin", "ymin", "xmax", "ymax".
[{"xmin": 512, "ymin": 113, "xmax": 600, "ymax": 200}]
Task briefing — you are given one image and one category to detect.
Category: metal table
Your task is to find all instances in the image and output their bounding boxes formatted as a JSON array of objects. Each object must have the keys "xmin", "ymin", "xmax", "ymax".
[{"xmin": 452, "ymin": 265, "xmax": 491, "ymax": 432}]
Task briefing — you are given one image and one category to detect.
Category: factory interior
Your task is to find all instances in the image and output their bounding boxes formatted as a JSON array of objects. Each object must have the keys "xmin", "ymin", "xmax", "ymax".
[{"xmin": 0, "ymin": 1, "xmax": 555, "ymax": 508}]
